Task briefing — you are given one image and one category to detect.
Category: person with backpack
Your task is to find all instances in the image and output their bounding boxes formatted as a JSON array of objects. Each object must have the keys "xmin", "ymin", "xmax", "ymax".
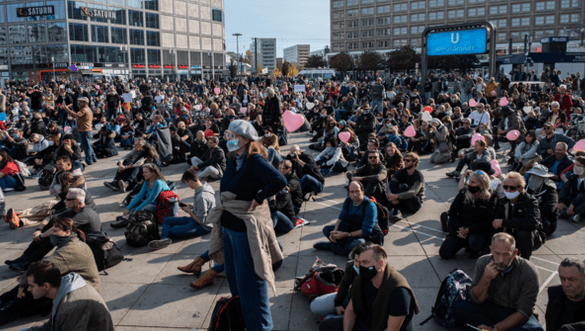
[
  {"xmin": 313, "ymin": 181, "xmax": 383, "ymax": 256},
  {"xmin": 0, "ymin": 217, "xmax": 100, "ymax": 326},
  {"xmin": 148, "ymin": 168, "xmax": 215, "ymax": 250},
  {"xmin": 439, "ymin": 170, "xmax": 496, "ymax": 259},
  {"xmin": 319, "ymin": 244, "xmax": 420, "ymax": 331},
  {"xmin": 453, "ymin": 233, "xmax": 543, "ymax": 331},
  {"xmin": 110, "ymin": 163, "xmax": 169, "ymax": 229},
  {"xmin": 346, "ymin": 150, "xmax": 388, "ymax": 206}
]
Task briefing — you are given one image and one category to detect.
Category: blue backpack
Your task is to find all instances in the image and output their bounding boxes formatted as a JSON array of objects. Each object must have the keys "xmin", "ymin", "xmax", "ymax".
[{"xmin": 420, "ymin": 269, "xmax": 473, "ymax": 328}]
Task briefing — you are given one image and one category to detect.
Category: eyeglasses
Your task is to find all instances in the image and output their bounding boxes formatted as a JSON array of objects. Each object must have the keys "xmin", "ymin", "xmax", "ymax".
[
  {"xmin": 503, "ymin": 185, "xmax": 520, "ymax": 191},
  {"xmin": 368, "ymin": 156, "xmax": 378, "ymax": 159},
  {"xmin": 404, "ymin": 159, "xmax": 414, "ymax": 163}
]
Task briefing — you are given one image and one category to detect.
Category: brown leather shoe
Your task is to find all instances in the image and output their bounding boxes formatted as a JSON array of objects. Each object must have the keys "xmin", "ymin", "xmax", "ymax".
[
  {"xmin": 189, "ymin": 269, "xmax": 218, "ymax": 289},
  {"xmin": 178, "ymin": 256, "xmax": 206, "ymax": 275}
]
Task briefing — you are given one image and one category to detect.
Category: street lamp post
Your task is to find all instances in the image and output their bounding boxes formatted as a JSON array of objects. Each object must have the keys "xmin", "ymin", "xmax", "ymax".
[
  {"xmin": 208, "ymin": 51, "xmax": 214, "ymax": 81},
  {"xmin": 51, "ymin": 56, "xmax": 55, "ymax": 81},
  {"xmin": 119, "ymin": 45, "xmax": 128, "ymax": 81},
  {"xmin": 233, "ymin": 33, "xmax": 242, "ymax": 76}
]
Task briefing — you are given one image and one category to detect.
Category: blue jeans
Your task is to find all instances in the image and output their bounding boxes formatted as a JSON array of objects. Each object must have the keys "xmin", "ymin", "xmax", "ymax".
[
  {"xmin": 222, "ymin": 227, "xmax": 273, "ymax": 331},
  {"xmin": 120, "ymin": 136, "xmax": 134, "ymax": 148},
  {"xmin": 271, "ymin": 211, "xmax": 294, "ymax": 234},
  {"xmin": 200, "ymin": 250, "xmax": 225, "ymax": 273},
  {"xmin": 267, "ymin": 147, "xmax": 283, "ymax": 169},
  {"xmin": 388, "ymin": 182, "xmax": 422, "ymax": 214},
  {"xmin": 371, "ymin": 99, "xmax": 384, "ymax": 113},
  {"xmin": 79, "ymin": 131, "xmax": 97, "ymax": 164},
  {"xmin": 323, "ymin": 225, "xmax": 366, "ymax": 256},
  {"xmin": 453, "ymin": 300, "xmax": 543, "ymax": 331},
  {"xmin": 0, "ymin": 175, "xmax": 17, "ymax": 190},
  {"xmin": 106, "ymin": 108, "xmax": 117, "ymax": 121},
  {"xmin": 161, "ymin": 216, "xmax": 210, "ymax": 239},
  {"xmin": 300, "ymin": 174, "xmax": 325, "ymax": 194}
]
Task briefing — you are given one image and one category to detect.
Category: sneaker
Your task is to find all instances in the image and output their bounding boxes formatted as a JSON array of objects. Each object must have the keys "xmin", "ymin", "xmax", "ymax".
[
  {"xmin": 119, "ymin": 180, "xmax": 128, "ymax": 193},
  {"xmin": 313, "ymin": 241, "xmax": 333, "ymax": 251},
  {"xmin": 294, "ymin": 218, "xmax": 310, "ymax": 228},
  {"xmin": 148, "ymin": 238, "xmax": 172, "ymax": 250},
  {"xmin": 571, "ymin": 214, "xmax": 581, "ymax": 223},
  {"xmin": 392, "ymin": 209, "xmax": 403, "ymax": 222},
  {"xmin": 440, "ymin": 212, "xmax": 449, "ymax": 232},
  {"xmin": 303, "ymin": 191, "xmax": 315, "ymax": 201},
  {"xmin": 3, "ymin": 188, "xmax": 14, "ymax": 192},
  {"xmin": 104, "ymin": 181, "xmax": 119, "ymax": 191},
  {"xmin": 445, "ymin": 171, "xmax": 460, "ymax": 178},
  {"xmin": 110, "ymin": 217, "xmax": 129, "ymax": 229},
  {"xmin": 6, "ymin": 209, "xmax": 21, "ymax": 229}
]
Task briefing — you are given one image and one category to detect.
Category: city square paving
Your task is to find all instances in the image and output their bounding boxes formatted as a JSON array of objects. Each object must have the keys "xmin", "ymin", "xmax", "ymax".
[{"xmin": 1, "ymin": 132, "xmax": 583, "ymax": 330}]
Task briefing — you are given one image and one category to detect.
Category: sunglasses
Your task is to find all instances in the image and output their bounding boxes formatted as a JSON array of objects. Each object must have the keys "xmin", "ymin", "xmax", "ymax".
[
  {"xmin": 503, "ymin": 185, "xmax": 520, "ymax": 191},
  {"xmin": 368, "ymin": 156, "xmax": 378, "ymax": 159},
  {"xmin": 404, "ymin": 159, "xmax": 414, "ymax": 163}
]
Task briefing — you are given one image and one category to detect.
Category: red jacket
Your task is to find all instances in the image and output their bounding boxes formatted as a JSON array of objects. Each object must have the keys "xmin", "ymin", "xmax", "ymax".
[{"xmin": 554, "ymin": 93, "xmax": 573, "ymax": 119}]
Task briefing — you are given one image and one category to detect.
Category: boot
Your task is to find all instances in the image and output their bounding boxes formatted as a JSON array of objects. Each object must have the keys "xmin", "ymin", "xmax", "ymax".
[
  {"xmin": 189, "ymin": 269, "xmax": 218, "ymax": 289},
  {"xmin": 177, "ymin": 256, "xmax": 206, "ymax": 275}
]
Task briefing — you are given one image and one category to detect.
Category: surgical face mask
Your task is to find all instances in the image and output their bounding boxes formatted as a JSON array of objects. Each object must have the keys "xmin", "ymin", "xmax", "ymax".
[
  {"xmin": 265, "ymin": 133, "xmax": 270, "ymax": 138},
  {"xmin": 574, "ymin": 165, "xmax": 585, "ymax": 176},
  {"xmin": 353, "ymin": 265, "xmax": 360, "ymax": 275},
  {"xmin": 226, "ymin": 139, "xmax": 241, "ymax": 152},
  {"xmin": 386, "ymin": 123, "xmax": 391, "ymax": 127},
  {"xmin": 359, "ymin": 265, "xmax": 378, "ymax": 281},
  {"xmin": 504, "ymin": 190, "xmax": 521, "ymax": 200}
]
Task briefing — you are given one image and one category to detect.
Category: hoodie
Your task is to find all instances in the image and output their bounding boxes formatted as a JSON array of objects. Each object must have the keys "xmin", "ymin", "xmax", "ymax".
[{"xmin": 193, "ymin": 181, "xmax": 216, "ymax": 231}]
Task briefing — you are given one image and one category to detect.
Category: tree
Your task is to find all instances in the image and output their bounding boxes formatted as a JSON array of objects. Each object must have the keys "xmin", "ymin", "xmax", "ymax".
[
  {"xmin": 229, "ymin": 59, "xmax": 237, "ymax": 78},
  {"xmin": 387, "ymin": 46, "xmax": 420, "ymax": 73},
  {"xmin": 305, "ymin": 55, "xmax": 324, "ymax": 68},
  {"xmin": 289, "ymin": 63, "xmax": 299, "ymax": 77},
  {"xmin": 281, "ymin": 61, "xmax": 291, "ymax": 77},
  {"xmin": 273, "ymin": 67, "xmax": 282, "ymax": 77},
  {"xmin": 244, "ymin": 50, "xmax": 251, "ymax": 64},
  {"xmin": 257, "ymin": 64, "xmax": 263, "ymax": 73},
  {"xmin": 329, "ymin": 52, "xmax": 352, "ymax": 73},
  {"xmin": 358, "ymin": 50, "xmax": 385, "ymax": 72}
]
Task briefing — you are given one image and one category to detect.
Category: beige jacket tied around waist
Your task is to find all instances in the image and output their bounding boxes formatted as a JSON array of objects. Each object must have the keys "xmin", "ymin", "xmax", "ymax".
[{"xmin": 208, "ymin": 191, "xmax": 284, "ymax": 293}]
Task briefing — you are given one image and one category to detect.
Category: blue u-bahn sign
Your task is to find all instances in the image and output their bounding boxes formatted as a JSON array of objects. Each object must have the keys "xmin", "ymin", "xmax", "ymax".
[{"xmin": 427, "ymin": 28, "xmax": 487, "ymax": 56}]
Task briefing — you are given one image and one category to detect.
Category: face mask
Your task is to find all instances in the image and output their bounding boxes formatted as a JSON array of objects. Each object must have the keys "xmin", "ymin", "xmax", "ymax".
[
  {"xmin": 504, "ymin": 190, "xmax": 521, "ymax": 200},
  {"xmin": 265, "ymin": 133, "xmax": 270, "ymax": 138},
  {"xmin": 50, "ymin": 233, "xmax": 71, "ymax": 247},
  {"xmin": 353, "ymin": 265, "xmax": 360, "ymax": 275},
  {"xmin": 320, "ymin": 114, "xmax": 326, "ymax": 117},
  {"xmin": 377, "ymin": 117, "xmax": 382, "ymax": 120},
  {"xmin": 226, "ymin": 139, "xmax": 240, "ymax": 152},
  {"xmin": 575, "ymin": 165, "xmax": 585, "ymax": 176},
  {"xmin": 467, "ymin": 185, "xmax": 481, "ymax": 194},
  {"xmin": 527, "ymin": 176, "xmax": 545, "ymax": 191},
  {"xmin": 386, "ymin": 123, "xmax": 392, "ymax": 127},
  {"xmin": 359, "ymin": 265, "xmax": 378, "ymax": 281},
  {"xmin": 11, "ymin": 134, "xmax": 19, "ymax": 140}
]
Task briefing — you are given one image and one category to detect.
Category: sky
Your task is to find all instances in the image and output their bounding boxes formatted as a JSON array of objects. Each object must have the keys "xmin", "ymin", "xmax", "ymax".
[{"xmin": 223, "ymin": 0, "xmax": 330, "ymax": 58}]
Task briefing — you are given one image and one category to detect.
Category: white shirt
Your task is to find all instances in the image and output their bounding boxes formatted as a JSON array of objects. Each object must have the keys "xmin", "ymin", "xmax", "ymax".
[{"xmin": 469, "ymin": 110, "xmax": 491, "ymax": 127}]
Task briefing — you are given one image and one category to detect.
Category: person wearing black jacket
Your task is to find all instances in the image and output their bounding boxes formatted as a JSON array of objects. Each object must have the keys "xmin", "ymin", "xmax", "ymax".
[
  {"xmin": 26, "ymin": 113, "xmax": 47, "ymax": 138},
  {"xmin": 454, "ymin": 118, "xmax": 475, "ymax": 153},
  {"xmin": 278, "ymin": 160, "xmax": 303, "ymax": 214},
  {"xmin": 287, "ymin": 145, "xmax": 325, "ymax": 196},
  {"xmin": 269, "ymin": 186, "xmax": 297, "ymax": 234},
  {"xmin": 189, "ymin": 130, "xmax": 208, "ymax": 160},
  {"xmin": 525, "ymin": 164, "xmax": 559, "ymax": 236},
  {"xmin": 354, "ymin": 104, "xmax": 377, "ymax": 149},
  {"xmin": 132, "ymin": 112, "xmax": 148, "ymax": 137},
  {"xmin": 440, "ymin": 171, "xmax": 495, "ymax": 259},
  {"xmin": 545, "ymin": 259, "xmax": 585, "ymax": 331},
  {"xmin": 347, "ymin": 150, "xmax": 388, "ymax": 205},
  {"xmin": 105, "ymin": 87, "xmax": 122, "ymax": 121},
  {"xmin": 104, "ymin": 138, "xmax": 146, "ymax": 192},
  {"xmin": 190, "ymin": 136, "xmax": 226, "ymax": 180},
  {"xmin": 263, "ymin": 87, "xmax": 282, "ymax": 133},
  {"xmin": 559, "ymin": 157, "xmax": 585, "ymax": 223},
  {"xmin": 492, "ymin": 172, "xmax": 543, "ymax": 259}
]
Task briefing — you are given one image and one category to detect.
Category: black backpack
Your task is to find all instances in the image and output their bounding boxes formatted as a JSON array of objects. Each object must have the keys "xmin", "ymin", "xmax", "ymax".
[
  {"xmin": 85, "ymin": 231, "xmax": 127, "ymax": 273},
  {"xmin": 369, "ymin": 197, "xmax": 391, "ymax": 234},
  {"xmin": 124, "ymin": 210, "xmax": 159, "ymax": 247},
  {"xmin": 38, "ymin": 163, "xmax": 57, "ymax": 191},
  {"xmin": 420, "ymin": 269, "xmax": 473, "ymax": 328},
  {"xmin": 208, "ymin": 296, "xmax": 245, "ymax": 331}
]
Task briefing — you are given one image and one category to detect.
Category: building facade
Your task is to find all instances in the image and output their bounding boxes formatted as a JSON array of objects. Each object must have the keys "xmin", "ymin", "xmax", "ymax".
[
  {"xmin": 330, "ymin": 0, "xmax": 584, "ymax": 56},
  {"xmin": 0, "ymin": 0, "xmax": 225, "ymax": 82},
  {"xmin": 249, "ymin": 38, "xmax": 276, "ymax": 72},
  {"xmin": 283, "ymin": 44, "xmax": 310, "ymax": 67}
]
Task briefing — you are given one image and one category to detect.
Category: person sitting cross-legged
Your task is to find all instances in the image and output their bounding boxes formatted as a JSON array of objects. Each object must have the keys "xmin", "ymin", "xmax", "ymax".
[
  {"xmin": 313, "ymin": 181, "xmax": 384, "ymax": 256},
  {"xmin": 386, "ymin": 152, "xmax": 425, "ymax": 222}
]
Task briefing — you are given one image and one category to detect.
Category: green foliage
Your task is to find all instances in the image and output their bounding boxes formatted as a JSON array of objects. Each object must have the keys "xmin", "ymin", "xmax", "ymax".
[
  {"xmin": 387, "ymin": 46, "xmax": 421, "ymax": 72},
  {"xmin": 329, "ymin": 52, "xmax": 352, "ymax": 73},
  {"xmin": 305, "ymin": 55, "xmax": 324, "ymax": 68}
]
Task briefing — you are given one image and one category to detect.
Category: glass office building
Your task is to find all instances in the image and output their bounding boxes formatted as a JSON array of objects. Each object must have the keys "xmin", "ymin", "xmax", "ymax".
[{"xmin": 0, "ymin": 0, "xmax": 225, "ymax": 82}]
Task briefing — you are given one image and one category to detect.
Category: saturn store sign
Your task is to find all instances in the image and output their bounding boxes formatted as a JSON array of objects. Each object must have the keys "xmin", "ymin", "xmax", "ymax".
[
  {"xmin": 16, "ymin": 5, "xmax": 54, "ymax": 17},
  {"xmin": 80, "ymin": 7, "xmax": 117, "ymax": 20}
]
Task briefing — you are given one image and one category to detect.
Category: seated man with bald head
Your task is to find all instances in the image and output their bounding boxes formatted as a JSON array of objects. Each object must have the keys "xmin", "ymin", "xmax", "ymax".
[{"xmin": 454, "ymin": 233, "xmax": 543, "ymax": 331}]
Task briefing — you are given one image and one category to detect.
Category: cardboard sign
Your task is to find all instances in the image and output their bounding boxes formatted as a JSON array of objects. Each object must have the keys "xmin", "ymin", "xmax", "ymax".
[
  {"xmin": 294, "ymin": 85, "xmax": 305, "ymax": 93},
  {"xmin": 122, "ymin": 93, "xmax": 133, "ymax": 103}
]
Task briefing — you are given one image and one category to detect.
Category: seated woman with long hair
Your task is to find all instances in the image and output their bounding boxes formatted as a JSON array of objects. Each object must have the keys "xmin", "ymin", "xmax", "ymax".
[{"xmin": 0, "ymin": 150, "xmax": 21, "ymax": 191}]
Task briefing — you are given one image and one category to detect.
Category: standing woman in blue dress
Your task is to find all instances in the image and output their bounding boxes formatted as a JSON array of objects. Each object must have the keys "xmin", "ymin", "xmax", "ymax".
[{"xmin": 206, "ymin": 120, "xmax": 286, "ymax": 331}]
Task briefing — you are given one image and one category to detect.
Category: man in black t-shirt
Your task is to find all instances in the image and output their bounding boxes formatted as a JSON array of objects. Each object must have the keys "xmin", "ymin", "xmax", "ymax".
[
  {"xmin": 29, "ymin": 86, "xmax": 44, "ymax": 112},
  {"xmin": 319, "ymin": 245, "xmax": 419, "ymax": 331},
  {"xmin": 106, "ymin": 87, "xmax": 122, "ymax": 121},
  {"xmin": 386, "ymin": 152, "xmax": 425, "ymax": 221},
  {"xmin": 546, "ymin": 259, "xmax": 585, "ymax": 331}
]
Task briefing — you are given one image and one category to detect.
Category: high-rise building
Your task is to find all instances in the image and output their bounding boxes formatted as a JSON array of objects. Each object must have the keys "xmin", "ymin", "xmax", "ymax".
[
  {"xmin": 250, "ymin": 38, "xmax": 276, "ymax": 72},
  {"xmin": 283, "ymin": 44, "xmax": 310, "ymax": 67},
  {"xmin": 1, "ymin": 0, "xmax": 225, "ymax": 81},
  {"xmin": 330, "ymin": 0, "xmax": 584, "ymax": 55}
]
